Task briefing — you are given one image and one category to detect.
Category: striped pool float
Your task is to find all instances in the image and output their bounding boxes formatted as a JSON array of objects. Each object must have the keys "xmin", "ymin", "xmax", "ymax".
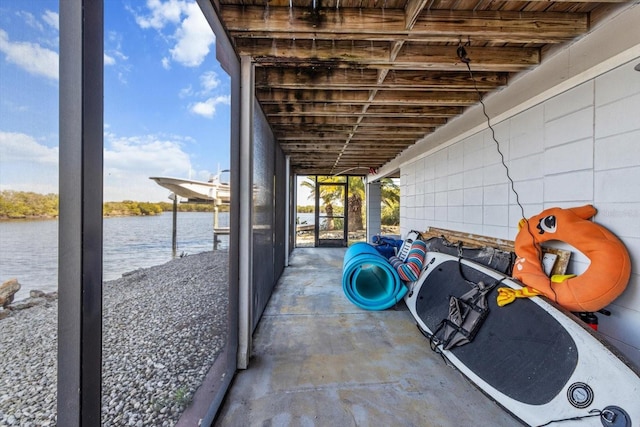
[{"xmin": 389, "ymin": 239, "xmax": 427, "ymax": 282}]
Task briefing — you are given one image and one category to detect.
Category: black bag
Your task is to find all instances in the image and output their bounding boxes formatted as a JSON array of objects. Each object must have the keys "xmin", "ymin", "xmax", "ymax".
[{"xmin": 430, "ymin": 281, "xmax": 493, "ymax": 351}]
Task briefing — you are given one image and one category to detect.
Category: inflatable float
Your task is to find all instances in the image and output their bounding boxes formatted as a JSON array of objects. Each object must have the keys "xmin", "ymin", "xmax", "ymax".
[{"xmin": 513, "ymin": 205, "xmax": 631, "ymax": 312}]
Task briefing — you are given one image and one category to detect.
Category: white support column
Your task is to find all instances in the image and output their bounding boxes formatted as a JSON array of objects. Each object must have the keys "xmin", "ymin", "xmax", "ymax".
[
  {"xmin": 284, "ymin": 156, "xmax": 291, "ymax": 266},
  {"xmin": 366, "ymin": 179, "xmax": 382, "ymax": 243},
  {"xmin": 237, "ymin": 55, "xmax": 254, "ymax": 369}
]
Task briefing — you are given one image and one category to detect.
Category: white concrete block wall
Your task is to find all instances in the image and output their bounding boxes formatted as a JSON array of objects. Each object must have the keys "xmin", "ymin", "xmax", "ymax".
[
  {"xmin": 593, "ymin": 62, "xmax": 640, "ymax": 358},
  {"xmin": 399, "ymin": 58, "xmax": 640, "ymax": 366},
  {"xmin": 366, "ymin": 181, "xmax": 382, "ymax": 242}
]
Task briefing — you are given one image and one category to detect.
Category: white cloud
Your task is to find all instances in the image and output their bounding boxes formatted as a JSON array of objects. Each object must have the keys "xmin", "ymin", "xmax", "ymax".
[
  {"xmin": 0, "ymin": 131, "xmax": 58, "ymax": 163},
  {"xmin": 179, "ymin": 71, "xmax": 220, "ymax": 99},
  {"xmin": 169, "ymin": 2, "xmax": 215, "ymax": 67},
  {"xmin": 0, "ymin": 29, "xmax": 59, "ymax": 80},
  {"xmin": 103, "ymin": 133, "xmax": 196, "ymax": 201},
  {"xmin": 135, "ymin": 0, "xmax": 185, "ymax": 30},
  {"xmin": 17, "ymin": 11, "xmax": 44, "ymax": 32},
  {"xmin": 161, "ymin": 56, "xmax": 171, "ymax": 69},
  {"xmin": 190, "ymin": 95, "xmax": 230, "ymax": 118},
  {"xmin": 106, "ymin": 31, "xmax": 128, "ymax": 61},
  {"xmin": 0, "ymin": 131, "xmax": 207, "ymax": 201},
  {"xmin": 43, "ymin": 10, "xmax": 59, "ymax": 31},
  {"xmin": 133, "ymin": 0, "xmax": 215, "ymax": 68},
  {"xmin": 200, "ymin": 71, "xmax": 220, "ymax": 93},
  {"xmin": 104, "ymin": 31, "xmax": 130, "ymax": 82},
  {"xmin": 0, "ymin": 132, "xmax": 58, "ymax": 194},
  {"xmin": 179, "ymin": 84, "xmax": 193, "ymax": 98},
  {"xmin": 2, "ymin": 99, "xmax": 29, "ymax": 113},
  {"xmin": 104, "ymin": 53, "xmax": 116, "ymax": 66}
]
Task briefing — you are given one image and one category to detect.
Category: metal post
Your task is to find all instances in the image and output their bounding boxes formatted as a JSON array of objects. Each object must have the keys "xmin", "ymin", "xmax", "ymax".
[
  {"xmin": 172, "ymin": 194, "xmax": 178, "ymax": 256},
  {"xmin": 58, "ymin": 0, "xmax": 104, "ymax": 425},
  {"xmin": 237, "ymin": 55, "xmax": 254, "ymax": 369},
  {"xmin": 284, "ymin": 156, "xmax": 290, "ymax": 266}
]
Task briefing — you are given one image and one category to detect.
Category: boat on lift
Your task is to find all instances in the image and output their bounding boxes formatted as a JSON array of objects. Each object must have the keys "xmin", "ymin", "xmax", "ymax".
[{"xmin": 149, "ymin": 170, "xmax": 230, "ymax": 205}]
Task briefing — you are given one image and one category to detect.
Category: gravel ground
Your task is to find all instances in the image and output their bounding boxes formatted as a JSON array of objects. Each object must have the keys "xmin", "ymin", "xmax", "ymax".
[{"xmin": 0, "ymin": 251, "xmax": 229, "ymax": 426}]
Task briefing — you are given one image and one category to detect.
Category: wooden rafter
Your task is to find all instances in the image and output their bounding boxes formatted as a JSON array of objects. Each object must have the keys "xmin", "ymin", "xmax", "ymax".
[
  {"xmin": 211, "ymin": 0, "xmax": 621, "ymax": 175},
  {"xmin": 222, "ymin": 7, "xmax": 588, "ymax": 43}
]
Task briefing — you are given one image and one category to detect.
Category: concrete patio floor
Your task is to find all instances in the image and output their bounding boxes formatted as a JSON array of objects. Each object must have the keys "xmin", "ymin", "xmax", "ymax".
[{"xmin": 214, "ymin": 247, "xmax": 523, "ymax": 426}]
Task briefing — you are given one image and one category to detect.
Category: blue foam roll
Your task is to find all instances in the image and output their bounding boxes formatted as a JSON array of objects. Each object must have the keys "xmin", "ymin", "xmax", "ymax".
[{"xmin": 342, "ymin": 242, "xmax": 407, "ymax": 310}]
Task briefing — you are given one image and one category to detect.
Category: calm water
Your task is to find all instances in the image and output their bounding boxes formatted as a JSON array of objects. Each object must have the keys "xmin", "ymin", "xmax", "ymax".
[{"xmin": 0, "ymin": 212, "xmax": 229, "ymax": 301}]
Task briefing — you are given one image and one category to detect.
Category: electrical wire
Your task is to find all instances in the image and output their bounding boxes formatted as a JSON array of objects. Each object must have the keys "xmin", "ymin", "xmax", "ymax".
[
  {"xmin": 457, "ymin": 45, "xmax": 557, "ymax": 302},
  {"xmin": 535, "ymin": 409, "xmax": 604, "ymax": 426}
]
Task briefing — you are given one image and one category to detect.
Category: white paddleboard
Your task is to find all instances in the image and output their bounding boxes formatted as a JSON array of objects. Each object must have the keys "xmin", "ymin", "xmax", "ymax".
[{"xmin": 404, "ymin": 251, "xmax": 640, "ymax": 426}]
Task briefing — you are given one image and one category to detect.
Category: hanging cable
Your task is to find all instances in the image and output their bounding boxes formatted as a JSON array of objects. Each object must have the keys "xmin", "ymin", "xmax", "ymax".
[
  {"xmin": 456, "ymin": 44, "xmax": 526, "ymax": 222},
  {"xmin": 456, "ymin": 44, "xmax": 555, "ymax": 299}
]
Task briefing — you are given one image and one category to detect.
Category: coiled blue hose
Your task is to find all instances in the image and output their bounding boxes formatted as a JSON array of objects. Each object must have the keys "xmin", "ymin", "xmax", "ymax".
[{"xmin": 342, "ymin": 242, "xmax": 407, "ymax": 310}]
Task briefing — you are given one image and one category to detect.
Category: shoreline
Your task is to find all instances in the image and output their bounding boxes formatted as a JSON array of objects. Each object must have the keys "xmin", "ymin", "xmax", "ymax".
[{"xmin": 0, "ymin": 251, "xmax": 229, "ymax": 426}]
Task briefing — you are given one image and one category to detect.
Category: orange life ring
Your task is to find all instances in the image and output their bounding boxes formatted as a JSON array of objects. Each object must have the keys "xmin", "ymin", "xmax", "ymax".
[{"xmin": 513, "ymin": 204, "xmax": 631, "ymax": 312}]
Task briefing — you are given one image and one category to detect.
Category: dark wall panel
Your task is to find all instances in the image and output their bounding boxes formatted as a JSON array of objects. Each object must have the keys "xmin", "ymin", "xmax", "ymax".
[
  {"xmin": 273, "ymin": 145, "xmax": 286, "ymax": 278},
  {"xmin": 251, "ymin": 100, "xmax": 286, "ymax": 331}
]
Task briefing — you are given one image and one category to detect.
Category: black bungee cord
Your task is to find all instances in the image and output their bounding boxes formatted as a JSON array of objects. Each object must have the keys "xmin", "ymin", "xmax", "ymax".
[{"xmin": 456, "ymin": 42, "xmax": 558, "ymax": 303}]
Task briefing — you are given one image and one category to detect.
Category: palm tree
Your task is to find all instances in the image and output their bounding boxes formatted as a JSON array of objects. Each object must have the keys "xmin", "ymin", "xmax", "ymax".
[
  {"xmin": 380, "ymin": 178, "xmax": 400, "ymax": 226},
  {"xmin": 301, "ymin": 176, "xmax": 343, "ymax": 230},
  {"xmin": 347, "ymin": 176, "xmax": 365, "ymax": 231},
  {"xmin": 299, "ymin": 175, "xmax": 396, "ymax": 232}
]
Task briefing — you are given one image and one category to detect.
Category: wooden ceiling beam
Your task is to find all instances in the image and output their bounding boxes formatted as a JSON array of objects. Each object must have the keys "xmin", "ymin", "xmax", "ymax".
[
  {"xmin": 230, "ymin": 31, "xmax": 506, "ymax": 44},
  {"xmin": 273, "ymin": 129, "xmax": 430, "ymax": 139},
  {"xmin": 221, "ymin": 6, "xmax": 587, "ymax": 43},
  {"xmin": 269, "ymin": 116, "xmax": 360, "ymax": 125},
  {"xmin": 363, "ymin": 105, "xmax": 464, "ymax": 116},
  {"xmin": 277, "ymin": 135, "xmax": 350, "ymax": 141},
  {"xmin": 371, "ymin": 90, "xmax": 479, "ymax": 105},
  {"xmin": 262, "ymin": 104, "xmax": 463, "ymax": 116},
  {"xmin": 359, "ymin": 117, "xmax": 447, "ymax": 126},
  {"xmin": 278, "ymin": 130, "xmax": 429, "ymax": 139},
  {"xmin": 355, "ymin": 125, "xmax": 436, "ymax": 132},
  {"xmin": 255, "ymin": 68, "xmax": 507, "ymax": 90},
  {"xmin": 405, "ymin": 0, "xmax": 430, "ymax": 29},
  {"xmin": 237, "ymin": 39, "xmax": 538, "ymax": 72},
  {"xmin": 257, "ymin": 88, "xmax": 481, "ymax": 104},
  {"xmin": 507, "ymin": 0, "xmax": 625, "ymax": 2},
  {"xmin": 383, "ymin": 69, "xmax": 507, "ymax": 90},
  {"xmin": 256, "ymin": 88, "xmax": 371, "ymax": 103},
  {"xmin": 262, "ymin": 104, "xmax": 367, "ymax": 116},
  {"xmin": 270, "ymin": 116, "xmax": 447, "ymax": 126},
  {"xmin": 348, "ymin": 135, "xmax": 421, "ymax": 142},
  {"xmin": 281, "ymin": 145, "xmax": 408, "ymax": 153},
  {"xmin": 396, "ymin": 43, "xmax": 538, "ymax": 72},
  {"xmin": 255, "ymin": 67, "xmax": 379, "ymax": 88},
  {"xmin": 272, "ymin": 125, "xmax": 357, "ymax": 132},
  {"xmin": 281, "ymin": 141, "xmax": 414, "ymax": 147}
]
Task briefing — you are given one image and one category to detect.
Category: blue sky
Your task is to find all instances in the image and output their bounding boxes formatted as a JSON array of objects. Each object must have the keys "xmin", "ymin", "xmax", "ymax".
[{"xmin": 0, "ymin": 0, "xmax": 231, "ymax": 202}]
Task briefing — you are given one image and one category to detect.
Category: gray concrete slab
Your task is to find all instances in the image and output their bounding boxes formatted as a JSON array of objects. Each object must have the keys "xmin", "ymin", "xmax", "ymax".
[{"xmin": 214, "ymin": 248, "xmax": 523, "ymax": 426}]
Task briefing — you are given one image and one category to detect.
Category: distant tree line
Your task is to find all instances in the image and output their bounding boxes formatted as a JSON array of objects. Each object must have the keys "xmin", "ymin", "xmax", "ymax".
[
  {"xmin": 0, "ymin": 191, "xmax": 224, "ymax": 219},
  {"xmin": 0, "ymin": 191, "xmax": 59, "ymax": 219},
  {"xmin": 0, "ymin": 187, "xmax": 398, "ymax": 224},
  {"xmin": 297, "ymin": 205, "xmax": 314, "ymax": 213}
]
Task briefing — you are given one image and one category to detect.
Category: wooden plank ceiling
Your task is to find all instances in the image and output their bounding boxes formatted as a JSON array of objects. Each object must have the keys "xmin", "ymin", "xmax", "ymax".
[{"xmin": 211, "ymin": 0, "xmax": 627, "ymax": 175}]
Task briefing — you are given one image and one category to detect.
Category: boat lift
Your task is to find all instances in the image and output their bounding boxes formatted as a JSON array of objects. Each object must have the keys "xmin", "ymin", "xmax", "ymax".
[{"xmin": 149, "ymin": 173, "xmax": 231, "ymax": 253}]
